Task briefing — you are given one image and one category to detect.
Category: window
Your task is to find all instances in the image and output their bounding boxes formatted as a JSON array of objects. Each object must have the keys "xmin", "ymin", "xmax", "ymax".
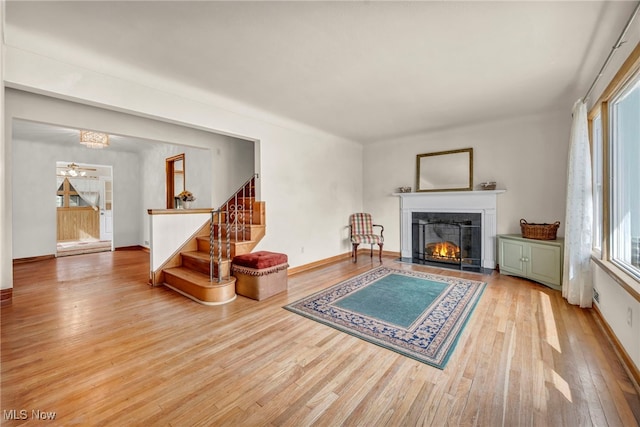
[
  {"xmin": 69, "ymin": 195, "xmax": 84, "ymax": 207},
  {"xmin": 609, "ymin": 71, "xmax": 640, "ymax": 279},
  {"xmin": 57, "ymin": 178, "xmax": 91, "ymax": 208},
  {"xmin": 591, "ymin": 112, "xmax": 603, "ymax": 253}
]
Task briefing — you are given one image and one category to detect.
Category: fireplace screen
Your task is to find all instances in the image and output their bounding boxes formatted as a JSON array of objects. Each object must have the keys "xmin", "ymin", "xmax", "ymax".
[{"xmin": 412, "ymin": 212, "xmax": 481, "ymax": 271}]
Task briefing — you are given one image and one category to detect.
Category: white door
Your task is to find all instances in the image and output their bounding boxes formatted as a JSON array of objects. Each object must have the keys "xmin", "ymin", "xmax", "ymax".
[{"xmin": 100, "ymin": 179, "xmax": 113, "ymax": 242}]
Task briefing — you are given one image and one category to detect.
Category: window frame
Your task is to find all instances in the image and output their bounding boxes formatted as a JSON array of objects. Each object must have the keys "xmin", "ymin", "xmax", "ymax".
[
  {"xmin": 608, "ymin": 71, "xmax": 640, "ymax": 280},
  {"xmin": 588, "ymin": 109, "xmax": 603, "ymax": 256},
  {"xmin": 588, "ymin": 41, "xmax": 640, "ymax": 289}
]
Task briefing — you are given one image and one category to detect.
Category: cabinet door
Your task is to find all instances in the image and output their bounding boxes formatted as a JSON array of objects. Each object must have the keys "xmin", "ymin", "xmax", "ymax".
[
  {"xmin": 528, "ymin": 242, "xmax": 561, "ymax": 287},
  {"xmin": 499, "ymin": 239, "xmax": 527, "ymax": 275}
]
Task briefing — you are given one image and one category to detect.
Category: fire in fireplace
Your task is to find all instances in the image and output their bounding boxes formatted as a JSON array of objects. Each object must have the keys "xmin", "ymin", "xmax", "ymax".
[{"xmin": 426, "ymin": 241, "xmax": 461, "ymax": 263}]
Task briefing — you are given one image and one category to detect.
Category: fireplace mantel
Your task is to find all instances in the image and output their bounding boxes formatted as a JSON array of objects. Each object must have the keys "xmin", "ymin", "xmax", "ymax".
[{"xmin": 394, "ymin": 190, "xmax": 505, "ymax": 269}]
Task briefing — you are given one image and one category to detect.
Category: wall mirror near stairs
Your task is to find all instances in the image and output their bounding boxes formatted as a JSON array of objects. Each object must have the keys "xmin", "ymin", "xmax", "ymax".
[{"xmin": 166, "ymin": 153, "xmax": 185, "ymax": 209}]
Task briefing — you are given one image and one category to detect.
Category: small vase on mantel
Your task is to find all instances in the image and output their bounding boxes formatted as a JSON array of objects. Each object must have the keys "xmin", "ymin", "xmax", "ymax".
[{"xmin": 183, "ymin": 201, "xmax": 192, "ymax": 209}]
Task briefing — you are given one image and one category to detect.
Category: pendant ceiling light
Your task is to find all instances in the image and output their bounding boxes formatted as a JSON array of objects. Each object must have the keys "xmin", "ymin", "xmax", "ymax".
[{"xmin": 80, "ymin": 130, "xmax": 110, "ymax": 149}]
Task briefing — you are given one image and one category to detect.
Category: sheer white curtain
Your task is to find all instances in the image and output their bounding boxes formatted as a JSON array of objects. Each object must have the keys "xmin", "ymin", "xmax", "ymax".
[
  {"xmin": 563, "ymin": 100, "xmax": 593, "ymax": 307},
  {"xmin": 70, "ymin": 177, "xmax": 100, "ymax": 210}
]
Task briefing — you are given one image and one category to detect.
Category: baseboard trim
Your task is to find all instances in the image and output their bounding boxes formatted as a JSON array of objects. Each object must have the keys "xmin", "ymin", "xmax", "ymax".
[
  {"xmin": 381, "ymin": 250, "xmax": 401, "ymax": 258},
  {"xmin": 288, "ymin": 252, "xmax": 352, "ymax": 276},
  {"xmin": 1, "ymin": 288, "xmax": 13, "ymax": 306},
  {"xmin": 116, "ymin": 245, "xmax": 149, "ymax": 252},
  {"xmin": 13, "ymin": 246, "xmax": 148, "ymax": 264},
  {"xmin": 592, "ymin": 304, "xmax": 640, "ymax": 395},
  {"xmin": 287, "ymin": 249, "xmax": 401, "ymax": 276},
  {"xmin": 13, "ymin": 254, "xmax": 56, "ymax": 265}
]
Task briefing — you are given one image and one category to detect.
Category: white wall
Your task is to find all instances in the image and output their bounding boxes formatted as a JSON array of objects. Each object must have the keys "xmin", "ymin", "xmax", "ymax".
[
  {"xmin": 1, "ymin": 3, "xmax": 10, "ymax": 291},
  {"xmin": 258, "ymin": 131, "xmax": 362, "ymax": 259},
  {"xmin": 12, "ymin": 137, "xmax": 142, "ymax": 257},
  {"xmin": 212, "ymin": 138, "xmax": 255, "ymax": 207},
  {"xmin": 6, "ymin": 89, "xmax": 255, "ymax": 258},
  {"xmin": 138, "ymin": 143, "xmax": 212, "ymax": 247},
  {"xmin": 11, "ymin": 134, "xmax": 215, "ymax": 257},
  {"xmin": 149, "ymin": 212, "xmax": 211, "ymax": 271},
  {"xmin": 2, "ymin": 45, "xmax": 363, "ymax": 286},
  {"xmin": 363, "ymin": 110, "xmax": 571, "ymax": 254},
  {"xmin": 593, "ymin": 268, "xmax": 640, "ymax": 370}
]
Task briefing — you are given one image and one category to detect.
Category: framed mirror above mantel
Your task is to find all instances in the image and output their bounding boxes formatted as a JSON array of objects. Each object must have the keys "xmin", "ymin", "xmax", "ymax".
[{"xmin": 416, "ymin": 148, "xmax": 473, "ymax": 192}]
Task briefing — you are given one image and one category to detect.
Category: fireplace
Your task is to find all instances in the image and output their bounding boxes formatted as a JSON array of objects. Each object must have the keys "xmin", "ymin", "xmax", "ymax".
[
  {"xmin": 412, "ymin": 212, "xmax": 482, "ymax": 271},
  {"xmin": 395, "ymin": 190, "xmax": 504, "ymax": 271}
]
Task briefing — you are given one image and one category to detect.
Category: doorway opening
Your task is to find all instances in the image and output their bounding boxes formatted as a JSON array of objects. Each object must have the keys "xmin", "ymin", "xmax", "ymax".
[{"xmin": 56, "ymin": 161, "xmax": 113, "ymax": 257}]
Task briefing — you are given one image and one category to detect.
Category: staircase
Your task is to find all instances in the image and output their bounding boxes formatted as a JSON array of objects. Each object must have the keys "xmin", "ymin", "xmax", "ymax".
[{"xmin": 162, "ymin": 174, "xmax": 265, "ymax": 305}]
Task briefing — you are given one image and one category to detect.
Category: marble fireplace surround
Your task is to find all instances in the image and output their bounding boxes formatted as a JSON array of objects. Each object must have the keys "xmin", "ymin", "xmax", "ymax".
[{"xmin": 395, "ymin": 190, "xmax": 505, "ymax": 269}]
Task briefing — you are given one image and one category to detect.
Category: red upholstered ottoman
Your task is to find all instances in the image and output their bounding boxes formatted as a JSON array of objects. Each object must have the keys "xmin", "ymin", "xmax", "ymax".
[{"xmin": 231, "ymin": 251, "xmax": 289, "ymax": 301}]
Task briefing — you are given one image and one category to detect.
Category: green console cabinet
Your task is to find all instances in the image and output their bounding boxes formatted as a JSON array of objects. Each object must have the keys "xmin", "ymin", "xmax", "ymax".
[{"xmin": 497, "ymin": 234, "xmax": 564, "ymax": 290}]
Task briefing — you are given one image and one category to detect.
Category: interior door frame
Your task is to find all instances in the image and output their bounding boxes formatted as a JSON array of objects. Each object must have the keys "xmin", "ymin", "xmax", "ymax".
[
  {"xmin": 166, "ymin": 153, "xmax": 185, "ymax": 209},
  {"xmin": 55, "ymin": 161, "xmax": 114, "ymax": 254}
]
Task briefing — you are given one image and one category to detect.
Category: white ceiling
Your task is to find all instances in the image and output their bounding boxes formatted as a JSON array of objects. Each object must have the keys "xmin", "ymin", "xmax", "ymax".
[
  {"xmin": 5, "ymin": 1, "xmax": 639, "ymax": 143},
  {"xmin": 11, "ymin": 119, "xmax": 158, "ymax": 154}
]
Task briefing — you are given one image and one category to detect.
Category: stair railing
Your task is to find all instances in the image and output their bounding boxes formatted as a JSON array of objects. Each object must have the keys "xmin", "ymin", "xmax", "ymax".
[{"xmin": 209, "ymin": 173, "xmax": 259, "ymax": 282}]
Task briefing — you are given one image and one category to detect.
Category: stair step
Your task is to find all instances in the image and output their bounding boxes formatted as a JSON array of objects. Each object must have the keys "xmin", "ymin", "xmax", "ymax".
[
  {"xmin": 210, "ymin": 225, "xmax": 251, "ymax": 241},
  {"xmin": 230, "ymin": 196, "xmax": 255, "ymax": 201},
  {"xmin": 214, "ymin": 201, "xmax": 265, "ymax": 225},
  {"xmin": 181, "ymin": 251, "xmax": 230, "ymax": 276},
  {"xmin": 221, "ymin": 199, "xmax": 255, "ymax": 211},
  {"xmin": 163, "ymin": 267, "xmax": 236, "ymax": 305},
  {"xmin": 196, "ymin": 237, "xmax": 259, "ymax": 258},
  {"xmin": 210, "ymin": 224, "xmax": 265, "ymax": 240}
]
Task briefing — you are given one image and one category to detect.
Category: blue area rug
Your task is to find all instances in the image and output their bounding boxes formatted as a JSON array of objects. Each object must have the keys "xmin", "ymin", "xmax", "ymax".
[{"xmin": 284, "ymin": 266, "xmax": 486, "ymax": 369}]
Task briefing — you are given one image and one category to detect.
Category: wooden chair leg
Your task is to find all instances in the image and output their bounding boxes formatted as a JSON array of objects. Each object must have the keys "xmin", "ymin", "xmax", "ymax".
[
  {"xmin": 378, "ymin": 243, "xmax": 383, "ymax": 262},
  {"xmin": 352, "ymin": 243, "xmax": 359, "ymax": 262},
  {"xmin": 370, "ymin": 244, "xmax": 373, "ymax": 258}
]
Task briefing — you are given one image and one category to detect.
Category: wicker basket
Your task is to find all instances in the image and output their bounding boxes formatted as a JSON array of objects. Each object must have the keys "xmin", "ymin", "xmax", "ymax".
[{"xmin": 520, "ymin": 219, "xmax": 560, "ymax": 240}]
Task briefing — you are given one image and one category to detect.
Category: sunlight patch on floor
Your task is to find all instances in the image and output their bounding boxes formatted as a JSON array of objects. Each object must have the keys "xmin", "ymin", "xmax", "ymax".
[
  {"xmin": 551, "ymin": 369, "xmax": 573, "ymax": 402},
  {"xmin": 539, "ymin": 292, "xmax": 561, "ymax": 353}
]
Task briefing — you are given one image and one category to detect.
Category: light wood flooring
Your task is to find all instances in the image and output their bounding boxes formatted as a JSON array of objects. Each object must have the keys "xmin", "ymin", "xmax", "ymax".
[
  {"xmin": 56, "ymin": 239, "xmax": 112, "ymax": 257},
  {"xmin": 2, "ymin": 249, "xmax": 639, "ymax": 426}
]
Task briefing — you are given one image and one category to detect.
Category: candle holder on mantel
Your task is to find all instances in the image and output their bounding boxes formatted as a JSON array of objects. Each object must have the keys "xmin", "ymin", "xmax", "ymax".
[{"xmin": 479, "ymin": 182, "xmax": 497, "ymax": 190}]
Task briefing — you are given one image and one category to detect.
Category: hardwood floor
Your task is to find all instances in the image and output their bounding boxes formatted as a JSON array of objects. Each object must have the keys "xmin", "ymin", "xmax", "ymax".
[
  {"xmin": 2, "ymin": 250, "xmax": 639, "ymax": 426},
  {"xmin": 56, "ymin": 239, "xmax": 112, "ymax": 257}
]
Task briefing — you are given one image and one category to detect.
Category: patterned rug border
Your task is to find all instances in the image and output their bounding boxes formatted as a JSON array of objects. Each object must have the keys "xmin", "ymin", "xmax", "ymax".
[{"xmin": 284, "ymin": 266, "xmax": 486, "ymax": 369}]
